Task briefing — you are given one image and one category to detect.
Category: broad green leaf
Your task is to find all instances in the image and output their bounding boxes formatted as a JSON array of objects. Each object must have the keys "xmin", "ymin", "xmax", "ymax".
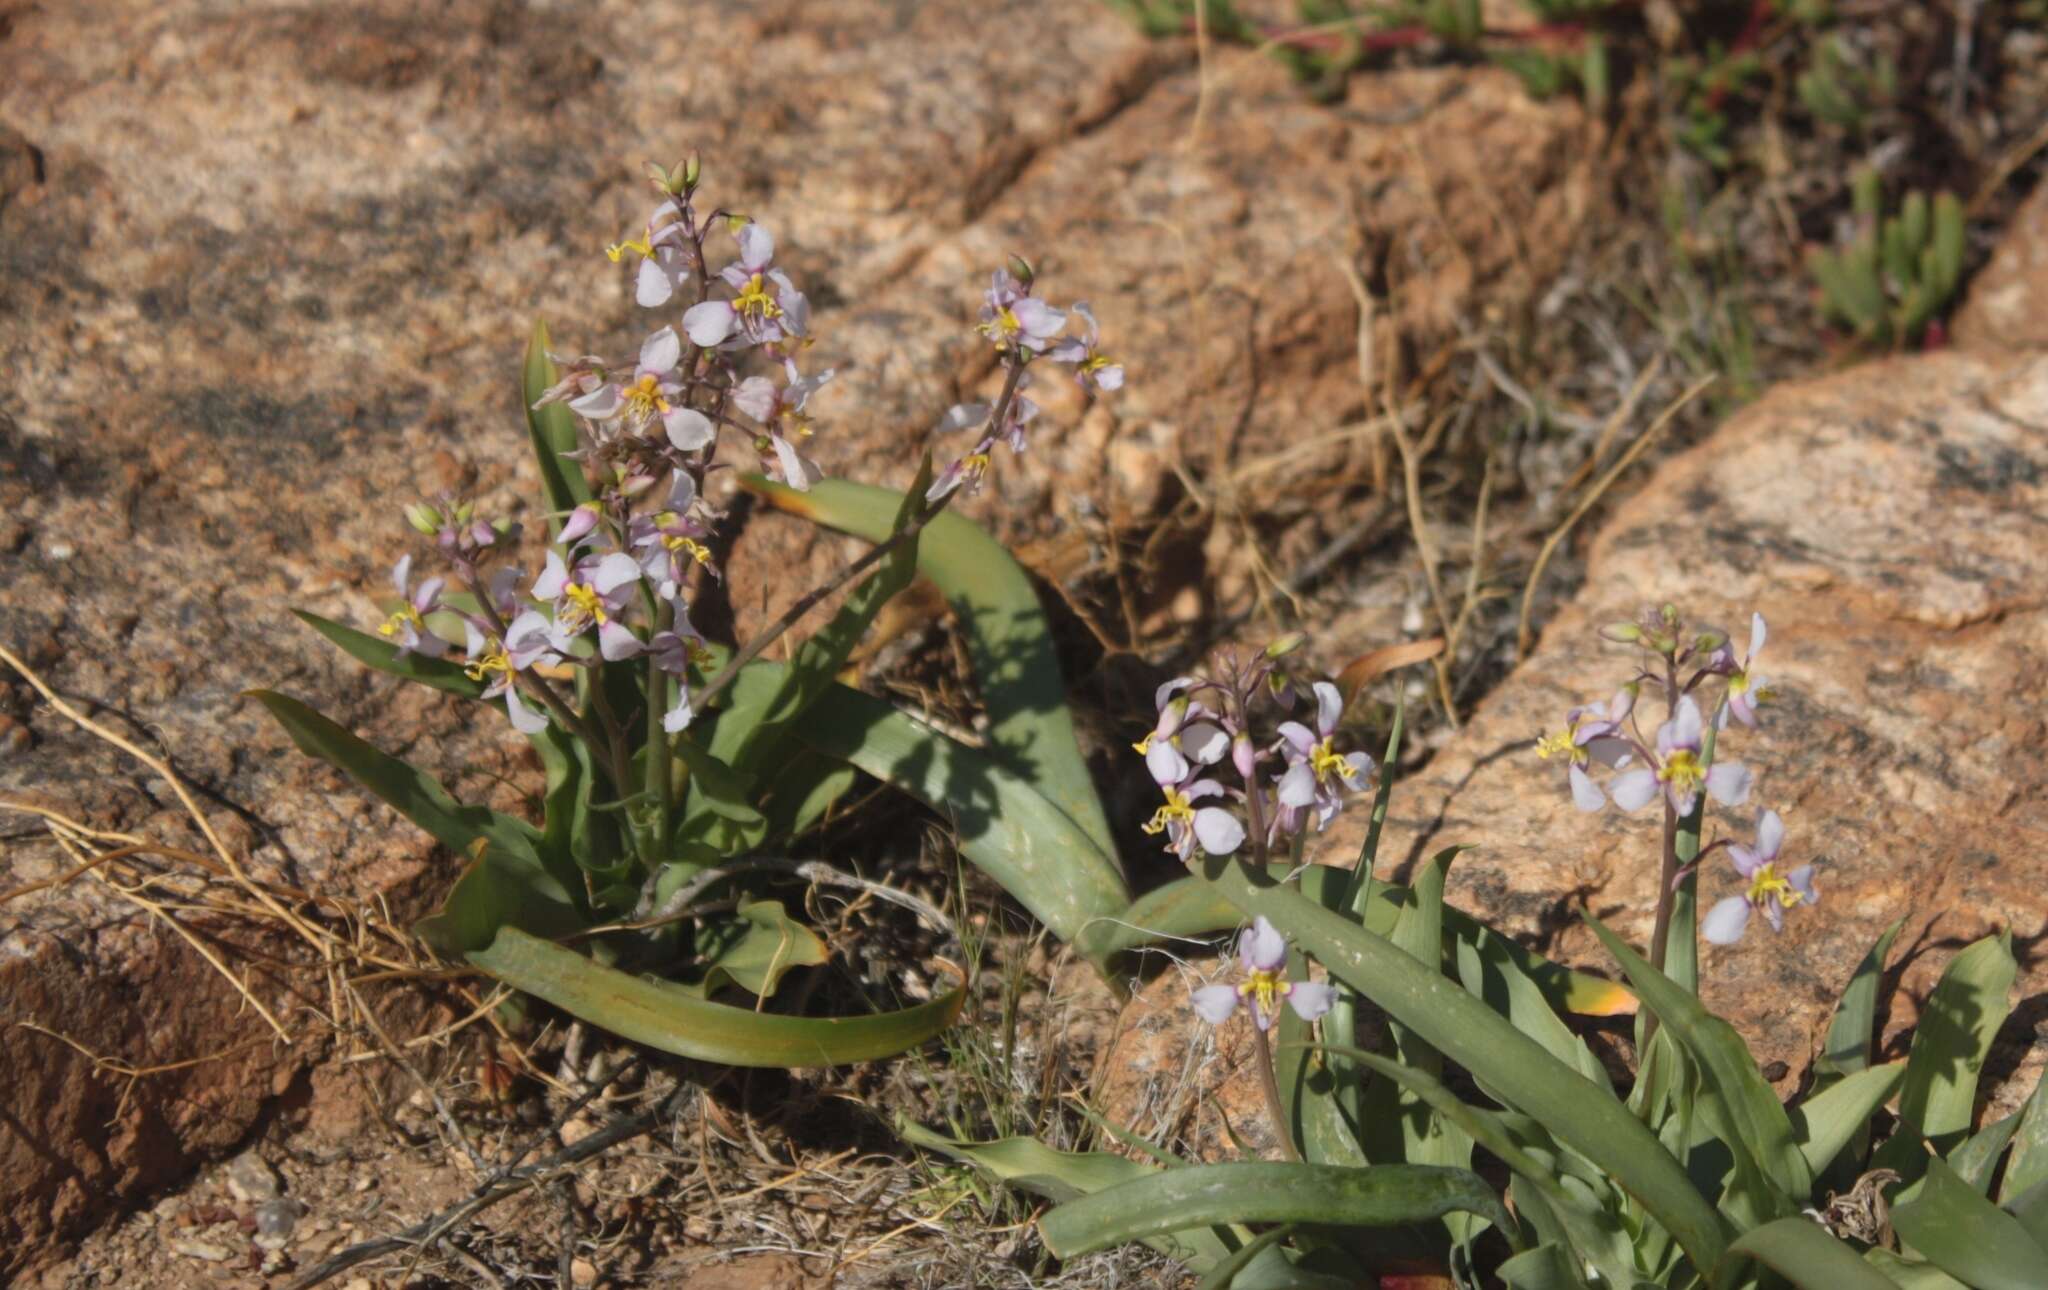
[
  {"xmin": 1038, "ymin": 1162, "xmax": 1512, "ymax": 1260},
  {"xmin": 1453, "ymin": 906, "xmax": 1613, "ymax": 1094},
  {"xmin": 1817, "ymin": 919, "xmax": 1906, "ymax": 1086},
  {"xmin": 713, "ymin": 458, "xmax": 932, "ymax": 780},
  {"xmin": 670, "ymin": 900, "xmax": 829, "ymax": 1000},
  {"xmin": 1949, "ymin": 1108, "xmax": 2022, "ymax": 1194},
  {"xmin": 1099, "ymin": 867, "xmax": 1635, "ymax": 1018},
  {"xmin": 1586, "ymin": 917, "xmax": 1811, "ymax": 1209},
  {"xmin": 1884, "ymin": 933, "xmax": 2016, "ymax": 1170},
  {"xmin": 741, "ymin": 475, "xmax": 1117, "ymax": 860},
  {"xmin": 778, "ymin": 673, "xmax": 1129, "ymax": 962},
  {"xmin": 1792, "ymin": 1062, "xmax": 1906, "ymax": 1178},
  {"xmin": 2003, "ymin": 1175, "xmax": 2048, "ymax": 1248},
  {"xmin": 1889, "ymin": 1151, "xmax": 2048, "ymax": 1290},
  {"xmin": 1998, "ymin": 1062, "xmax": 2048, "ymax": 1202},
  {"xmin": 523, "ymin": 319, "xmax": 593, "ymax": 532},
  {"xmin": 757, "ymin": 747, "xmax": 858, "ymax": 842},
  {"xmin": 1196, "ymin": 862, "xmax": 1732, "ymax": 1280},
  {"xmin": 1193, "ymin": 1224, "xmax": 1295, "ymax": 1290},
  {"xmin": 1720, "ymin": 1217, "xmax": 1897, "ymax": 1289},
  {"xmin": 470, "ymin": 927, "xmax": 962, "ymax": 1066},
  {"xmin": 415, "ymin": 837, "xmax": 586, "ymax": 955},
  {"xmin": 1862, "ymin": 1250, "xmax": 1970, "ymax": 1289},
  {"xmin": 1499, "ymin": 1243, "xmax": 1591, "ymax": 1290},
  {"xmin": 293, "ymin": 610, "xmax": 486, "ymax": 699}
]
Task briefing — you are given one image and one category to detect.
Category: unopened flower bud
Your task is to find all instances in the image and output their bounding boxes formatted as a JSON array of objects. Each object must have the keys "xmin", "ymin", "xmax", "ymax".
[
  {"xmin": 1661, "ymin": 603, "xmax": 1680, "ymax": 624},
  {"xmin": 1649, "ymin": 633, "xmax": 1678, "ymax": 656},
  {"xmin": 619, "ymin": 473, "xmax": 661, "ymax": 499},
  {"xmin": 1694, "ymin": 631, "xmax": 1726, "ymax": 653},
  {"xmin": 454, "ymin": 501, "xmax": 476, "ymax": 524},
  {"xmin": 1232, "ymin": 730, "xmax": 1257, "ymax": 781},
  {"xmin": 470, "ymin": 519, "xmax": 497, "ymax": 548},
  {"xmin": 681, "ymin": 151, "xmax": 700, "ymax": 189},
  {"xmin": 1007, "ymin": 254, "xmax": 1035, "ymax": 288},
  {"xmin": 405, "ymin": 502, "xmax": 443, "ymax": 535},
  {"xmin": 1599, "ymin": 621, "xmax": 1642, "ymax": 643},
  {"xmin": 1264, "ymin": 632, "xmax": 1308, "ymax": 660},
  {"xmin": 558, "ymin": 503, "xmax": 600, "ymax": 544}
]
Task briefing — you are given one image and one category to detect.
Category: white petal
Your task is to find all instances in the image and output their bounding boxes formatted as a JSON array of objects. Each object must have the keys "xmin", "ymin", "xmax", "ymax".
[
  {"xmin": 1789, "ymin": 865, "xmax": 1819, "ymax": 905},
  {"xmin": 1609, "ymin": 769, "xmax": 1659, "ymax": 812},
  {"xmin": 771, "ymin": 434, "xmax": 823, "ymax": 490},
  {"xmin": 1178, "ymin": 721, "xmax": 1229, "ymax": 765},
  {"xmin": 391, "ymin": 554, "xmax": 413, "ymax": 596},
  {"xmin": 532, "ymin": 550, "xmax": 570, "ymax": 601},
  {"xmin": 1701, "ymin": 896, "xmax": 1752, "ymax": 945},
  {"xmin": 1748, "ymin": 612, "xmax": 1767, "ymax": 660},
  {"xmin": 1145, "ymin": 740, "xmax": 1190, "ymax": 787},
  {"xmin": 1193, "ymin": 807, "xmax": 1244, "ymax": 857},
  {"xmin": 1190, "ymin": 985, "xmax": 1240, "ymax": 1025},
  {"xmin": 598, "ymin": 620, "xmax": 643, "ymax": 661},
  {"xmin": 1755, "ymin": 809, "xmax": 1784, "ymax": 861},
  {"xmin": 1728, "ymin": 843, "xmax": 1763, "ymax": 880},
  {"xmin": 683, "ymin": 301, "xmax": 735, "ymax": 347},
  {"xmin": 569, "ymin": 384, "xmax": 622, "ymax": 420},
  {"xmin": 504, "ymin": 686, "xmax": 548, "ymax": 735},
  {"xmin": 1286, "ymin": 982, "xmax": 1334, "ymax": 1022},
  {"xmin": 635, "ymin": 257, "xmax": 674, "ymax": 308},
  {"xmin": 1669, "ymin": 696, "xmax": 1703, "ymax": 749},
  {"xmin": 1706, "ymin": 762, "xmax": 1752, "ymax": 806},
  {"xmin": 1569, "ymin": 763, "xmax": 1607, "ymax": 812},
  {"xmin": 737, "ymin": 221, "xmax": 774, "ymax": 269},
  {"xmin": 593, "ymin": 552, "xmax": 643, "ymax": 594},
  {"xmin": 1241, "ymin": 917, "xmax": 1287, "ymax": 971},
  {"xmin": 663, "ymin": 687, "xmax": 695, "ymax": 733},
  {"xmin": 1312, "ymin": 680, "xmax": 1344, "ymax": 734},
  {"xmin": 665, "ymin": 407, "xmax": 716, "ymax": 452},
  {"xmin": 1153, "ymin": 676, "xmax": 1194, "ymax": 710},
  {"xmin": 639, "ymin": 326, "xmax": 682, "ymax": 374},
  {"xmin": 1275, "ymin": 721, "xmax": 1316, "ymax": 755},
  {"xmin": 1276, "ymin": 762, "xmax": 1317, "ymax": 809}
]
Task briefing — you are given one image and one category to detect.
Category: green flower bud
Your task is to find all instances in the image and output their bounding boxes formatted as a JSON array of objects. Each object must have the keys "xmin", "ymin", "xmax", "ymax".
[
  {"xmin": 1599, "ymin": 621, "xmax": 1643, "ymax": 643},
  {"xmin": 1007, "ymin": 254, "xmax": 1035, "ymax": 288},
  {"xmin": 1694, "ymin": 631, "xmax": 1726, "ymax": 652},
  {"xmin": 681, "ymin": 151, "xmax": 701, "ymax": 190},
  {"xmin": 1264, "ymin": 632, "xmax": 1308, "ymax": 659},
  {"xmin": 405, "ymin": 502, "xmax": 443, "ymax": 535}
]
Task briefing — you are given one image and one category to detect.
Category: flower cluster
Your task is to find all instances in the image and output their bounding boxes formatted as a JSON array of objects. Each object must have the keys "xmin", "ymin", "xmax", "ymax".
[
  {"xmin": 926, "ymin": 259, "xmax": 1124, "ymax": 503},
  {"xmin": 1535, "ymin": 607, "xmax": 1816, "ymax": 945},
  {"xmin": 1192, "ymin": 916, "xmax": 1334, "ymax": 1031},
  {"xmin": 1135, "ymin": 639, "xmax": 1377, "ymax": 866}
]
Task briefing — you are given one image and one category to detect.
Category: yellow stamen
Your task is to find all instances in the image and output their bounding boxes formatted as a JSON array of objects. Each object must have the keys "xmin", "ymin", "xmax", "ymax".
[
  {"xmin": 1659, "ymin": 749, "xmax": 1705, "ymax": 795},
  {"xmin": 1238, "ymin": 969, "xmax": 1286, "ymax": 1021},
  {"xmin": 1308, "ymin": 736, "xmax": 1350, "ymax": 784},
  {"xmin": 605, "ymin": 234, "xmax": 655, "ymax": 263},
  {"xmin": 1082, "ymin": 352, "xmax": 1115, "ymax": 375},
  {"xmin": 663, "ymin": 533, "xmax": 714, "ymax": 565},
  {"xmin": 464, "ymin": 644, "xmax": 511, "ymax": 682},
  {"xmin": 562, "ymin": 582, "xmax": 607, "ymax": 628},
  {"xmin": 1132, "ymin": 733, "xmax": 1156, "ymax": 755},
  {"xmin": 1143, "ymin": 785, "xmax": 1195, "ymax": 836},
  {"xmin": 1745, "ymin": 862, "xmax": 1804, "ymax": 910},
  {"xmin": 377, "ymin": 605, "xmax": 425, "ymax": 639},
  {"xmin": 1535, "ymin": 728, "xmax": 1586, "ymax": 764},
  {"xmin": 623, "ymin": 373, "xmax": 670, "ymax": 421},
  {"xmin": 732, "ymin": 273, "xmax": 781, "ymax": 320}
]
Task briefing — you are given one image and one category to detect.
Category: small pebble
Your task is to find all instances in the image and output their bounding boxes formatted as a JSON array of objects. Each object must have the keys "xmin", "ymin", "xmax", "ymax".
[
  {"xmin": 571, "ymin": 1257, "xmax": 599, "ymax": 1287},
  {"xmin": 225, "ymin": 1151, "xmax": 281, "ymax": 1203},
  {"xmin": 253, "ymin": 1198, "xmax": 301, "ymax": 1249},
  {"xmin": 170, "ymin": 1238, "xmax": 232, "ymax": 1263}
]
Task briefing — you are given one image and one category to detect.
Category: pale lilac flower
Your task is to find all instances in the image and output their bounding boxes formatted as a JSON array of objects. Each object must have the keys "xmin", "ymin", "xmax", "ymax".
[
  {"xmin": 377, "ymin": 555, "xmax": 449, "ymax": 658},
  {"xmin": 1702, "ymin": 810, "xmax": 1817, "ymax": 944},
  {"xmin": 732, "ymin": 365, "xmax": 833, "ymax": 490},
  {"xmin": 532, "ymin": 550, "xmax": 645, "ymax": 661},
  {"xmin": 1535, "ymin": 689, "xmax": 1636, "ymax": 812},
  {"xmin": 1142, "ymin": 735, "xmax": 1244, "ymax": 862},
  {"xmin": 977, "ymin": 268, "xmax": 1065, "ymax": 354},
  {"xmin": 567, "ymin": 327, "xmax": 709, "ymax": 450},
  {"xmin": 1609, "ymin": 696, "xmax": 1752, "ymax": 816},
  {"xmin": 924, "ymin": 393, "xmax": 1039, "ymax": 501},
  {"xmin": 1716, "ymin": 613, "xmax": 1777, "ymax": 730},
  {"xmin": 630, "ymin": 473, "xmax": 719, "ymax": 599},
  {"xmin": 1047, "ymin": 302, "xmax": 1123, "ymax": 392},
  {"xmin": 1190, "ymin": 916, "xmax": 1334, "ymax": 1031},
  {"xmin": 558, "ymin": 502, "xmax": 602, "ymax": 546},
  {"xmin": 682, "ymin": 223, "xmax": 807, "ymax": 348},
  {"xmin": 648, "ymin": 598, "xmax": 713, "ymax": 733},
  {"xmin": 463, "ymin": 622, "xmax": 548, "ymax": 735},
  {"xmin": 605, "ymin": 197, "xmax": 694, "ymax": 308},
  {"xmin": 1274, "ymin": 681, "xmax": 1375, "ymax": 832}
]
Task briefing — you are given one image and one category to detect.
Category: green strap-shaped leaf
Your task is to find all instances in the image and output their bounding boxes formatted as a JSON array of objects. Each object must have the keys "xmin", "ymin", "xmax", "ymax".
[
  {"xmin": 1950, "ymin": 1108, "xmax": 2023, "ymax": 1195},
  {"xmin": 1890, "ymin": 1151, "xmax": 2048, "ymax": 1290},
  {"xmin": 1881, "ymin": 932, "xmax": 2016, "ymax": 1177},
  {"xmin": 2004, "ymin": 1176, "xmax": 2048, "ymax": 1249},
  {"xmin": 1997, "ymin": 1054, "xmax": 2048, "ymax": 1203},
  {"xmin": 775, "ymin": 672, "xmax": 1129, "ymax": 962},
  {"xmin": 1498, "ymin": 1243, "xmax": 1591, "ymax": 1290},
  {"xmin": 523, "ymin": 319, "xmax": 593, "ymax": 533},
  {"xmin": 293, "ymin": 610, "xmax": 487, "ymax": 699},
  {"xmin": 1196, "ymin": 861, "xmax": 1732, "ymax": 1281},
  {"xmin": 1862, "ymin": 1249, "xmax": 1971, "ymax": 1288},
  {"xmin": 1720, "ymin": 1217, "xmax": 1898, "ymax": 1289},
  {"xmin": 1791, "ymin": 1062, "xmax": 1906, "ymax": 1177},
  {"xmin": 1586, "ymin": 917, "xmax": 1811, "ymax": 1209},
  {"xmin": 740, "ymin": 475, "xmax": 1117, "ymax": 861},
  {"xmin": 470, "ymin": 927, "xmax": 962, "ymax": 1067},
  {"xmin": 1039, "ymin": 1162, "xmax": 1512, "ymax": 1261}
]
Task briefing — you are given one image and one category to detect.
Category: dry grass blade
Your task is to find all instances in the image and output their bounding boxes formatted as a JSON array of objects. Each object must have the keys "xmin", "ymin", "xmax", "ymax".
[{"xmin": 1516, "ymin": 374, "xmax": 1718, "ymax": 658}]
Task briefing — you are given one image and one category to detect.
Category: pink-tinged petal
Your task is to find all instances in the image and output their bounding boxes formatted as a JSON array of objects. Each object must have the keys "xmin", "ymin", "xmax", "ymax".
[
  {"xmin": 1667, "ymin": 786, "xmax": 1700, "ymax": 818},
  {"xmin": 1583, "ymin": 736, "xmax": 1633, "ymax": 769},
  {"xmin": 737, "ymin": 222, "xmax": 774, "ymax": 270},
  {"xmin": 683, "ymin": 301, "xmax": 735, "ymax": 347},
  {"xmin": 413, "ymin": 576, "xmax": 445, "ymax": 613},
  {"xmin": 1788, "ymin": 865, "xmax": 1819, "ymax": 905},
  {"xmin": 1178, "ymin": 721, "xmax": 1229, "ymax": 765},
  {"xmin": 532, "ymin": 550, "xmax": 570, "ymax": 601},
  {"xmin": 569, "ymin": 384, "xmax": 622, "ymax": 420},
  {"xmin": 1071, "ymin": 301, "xmax": 1101, "ymax": 342},
  {"xmin": 391, "ymin": 554, "xmax": 413, "ymax": 596},
  {"xmin": 1748, "ymin": 613, "xmax": 1767, "ymax": 660},
  {"xmin": 1706, "ymin": 762, "xmax": 1752, "ymax": 807},
  {"xmin": 504, "ymin": 686, "xmax": 548, "ymax": 735},
  {"xmin": 1762, "ymin": 900, "xmax": 1786, "ymax": 933},
  {"xmin": 634, "ymin": 256, "xmax": 673, "ymax": 308},
  {"xmin": 1277, "ymin": 762, "xmax": 1317, "ymax": 809},
  {"xmin": 1190, "ymin": 984, "xmax": 1240, "ymax": 1025},
  {"xmin": 1276, "ymin": 721, "xmax": 1317, "ymax": 756},
  {"xmin": 1701, "ymin": 896, "xmax": 1752, "ymax": 945},
  {"xmin": 1011, "ymin": 297, "xmax": 1065, "ymax": 339},
  {"xmin": 592, "ymin": 552, "xmax": 643, "ymax": 594},
  {"xmin": 1093, "ymin": 363, "xmax": 1125, "ymax": 391},
  {"xmin": 1727, "ymin": 843, "xmax": 1763, "ymax": 879},
  {"xmin": 665, "ymin": 407, "xmax": 715, "ymax": 452},
  {"xmin": 771, "ymin": 434, "xmax": 823, "ymax": 490},
  {"xmin": 1145, "ymin": 740, "xmax": 1190, "ymax": 787},
  {"xmin": 1755, "ymin": 809, "xmax": 1784, "ymax": 861},
  {"xmin": 1153, "ymin": 676, "xmax": 1194, "ymax": 710},
  {"xmin": 1193, "ymin": 807, "xmax": 1245, "ymax": 857},
  {"xmin": 730, "ymin": 375, "xmax": 777, "ymax": 423},
  {"xmin": 463, "ymin": 622, "xmax": 488, "ymax": 656},
  {"xmin": 1608, "ymin": 688, "xmax": 1636, "ymax": 722},
  {"xmin": 1610, "ymin": 769, "xmax": 1659, "ymax": 812},
  {"xmin": 1569, "ymin": 763, "xmax": 1607, "ymax": 812},
  {"xmin": 1312, "ymin": 681, "xmax": 1344, "ymax": 735},
  {"xmin": 558, "ymin": 504, "xmax": 600, "ymax": 544},
  {"xmin": 1241, "ymin": 917, "xmax": 1287, "ymax": 972},
  {"xmin": 1286, "ymin": 982, "xmax": 1334, "ymax": 1022},
  {"xmin": 598, "ymin": 620, "xmax": 643, "ymax": 661},
  {"xmin": 1182, "ymin": 778, "xmax": 1226, "ymax": 802},
  {"xmin": 662, "ymin": 686, "xmax": 695, "ymax": 734},
  {"xmin": 1668, "ymin": 696, "xmax": 1703, "ymax": 750},
  {"xmin": 639, "ymin": 326, "xmax": 682, "ymax": 374},
  {"xmin": 1340, "ymin": 752, "xmax": 1375, "ymax": 790}
]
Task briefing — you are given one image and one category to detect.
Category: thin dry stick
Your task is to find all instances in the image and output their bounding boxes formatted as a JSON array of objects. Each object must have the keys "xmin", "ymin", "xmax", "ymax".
[
  {"xmin": 1515, "ymin": 374, "xmax": 1718, "ymax": 658},
  {"xmin": 1565, "ymin": 352, "xmax": 1666, "ymax": 494}
]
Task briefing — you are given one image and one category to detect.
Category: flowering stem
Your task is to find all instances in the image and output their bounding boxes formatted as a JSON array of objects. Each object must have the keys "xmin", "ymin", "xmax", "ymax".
[
  {"xmin": 1249, "ymin": 1022, "xmax": 1303, "ymax": 1164},
  {"xmin": 690, "ymin": 357, "xmax": 1030, "ymax": 717}
]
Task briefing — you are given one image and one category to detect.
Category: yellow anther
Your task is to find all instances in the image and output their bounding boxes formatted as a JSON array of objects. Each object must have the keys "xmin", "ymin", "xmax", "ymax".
[
  {"xmin": 562, "ymin": 582, "xmax": 607, "ymax": 628},
  {"xmin": 377, "ymin": 605, "xmax": 425, "ymax": 639},
  {"xmin": 1143, "ymin": 785, "xmax": 1195, "ymax": 836},
  {"xmin": 606, "ymin": 234, "xmax": 655, "ymax": 263},
  {"xmin": 1535, "ymin": 728, "xmax": 1584, "ymax": 763},
  {"xmin": 663, "ymin": 534, "xmax": 713, "ymax": 565},
  {"xmin": 1659, "ymin": 749, "xmax": 1705, "ymax": 795},
  {"xmin": 464, "ymin": 644, "xmax": 511, "ymax": 682},
  {"xmin": 1238, "ymin": 969, "xmax": 1286, "ymax": 1020},
  {"xmin": 1308, "ymin": 736, "xmax": 1350, "ymax": 783},
  {"xmin": 623, "ymin": 373, "xmax": 670, "ymax": 421},
  {"xmin": 1132, "ymin": 732, "xmax": 1156, "ymax": 755},
  {"xmin": 1745, "ymin": 863, "xmax": 1804, "ymax": 910},
  {"xmin": 732, "ymin": 273, "xmax": 781, "ymax": 320}
]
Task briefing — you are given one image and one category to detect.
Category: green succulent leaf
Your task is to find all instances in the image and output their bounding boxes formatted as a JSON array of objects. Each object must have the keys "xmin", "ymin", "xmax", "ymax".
[
  {"xmin": 523, "ymin": 319, "xmax": 594, "ymax": 533},
  {"xmin": 293, "ymin": 610, "xmax": 487, "ymax": 699},
  {"xmin": 740, "ymin": 475, "xmax": 1117, "ymax": 861},
  {"xmin": 1791, "ymin": 1062, "xmax": 1905, "ymax": 1178},
  {"xmin": 1720, "ymin": 1217, "xmax": 1897, "ymax": 1289},
  {"xmin": 470, "ymin": 927, "xmax": 961, "ymax": 1066},
  {"xmin": 1862, "ymin": 1249, "xmax": 1971, "ymax": 1288},
  {"xmin": 1998, "ymin": 1053, "xmax": 2048, "ymax": 1202},
  {"xmin": 1498, "ymin": 1243, "xmax": 1592, "ymax": 1290},
  {"xmin": 1882, "ymin": 932, "xmax": 2016, "ymax": 1172},
  {"xmin": 1817, "ymin": 918, "xmax": 1905, "ymax": 1087},
  {"xmin": 1950, "ymin": 1108, "xmax": 2023, "ymax": 1195},
  {"xmin": 667, "ymin": 899, "xmax": 830, "ymax": 1000},
  {"xmin": 1038, "ymin": 1162, "xmax": 1512, "ymax": 1260},
  {"xmin": 1890, "ymin": 1150, "xmax": 2048, "ymax": 1290}
]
